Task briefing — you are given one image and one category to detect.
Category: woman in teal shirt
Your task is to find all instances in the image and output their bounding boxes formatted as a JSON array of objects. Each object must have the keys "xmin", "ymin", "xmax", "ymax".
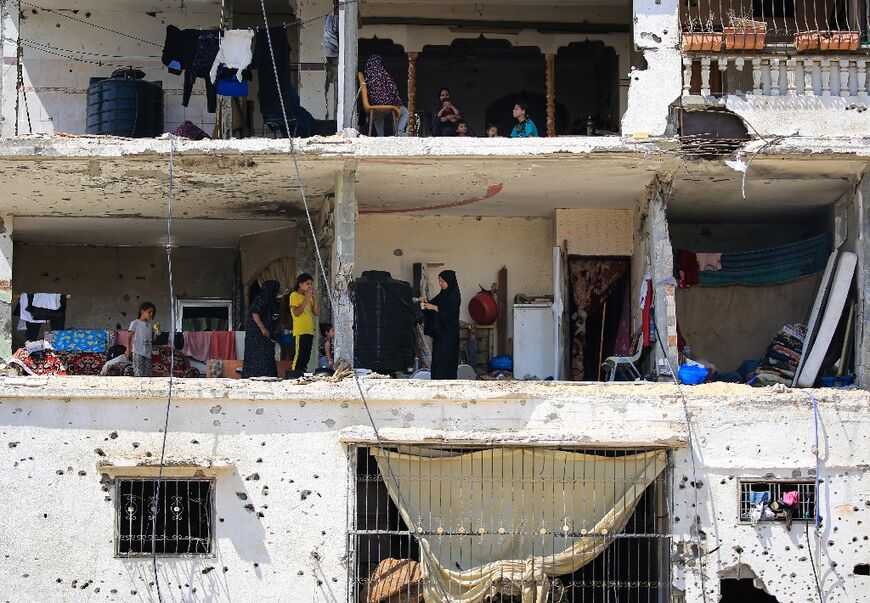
[{"xmin": 510, "ymin": 102, "xmax": 539, "ymax": 138}]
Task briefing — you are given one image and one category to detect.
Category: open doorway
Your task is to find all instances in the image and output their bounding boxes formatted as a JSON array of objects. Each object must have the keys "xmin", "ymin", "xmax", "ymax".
[{"xmin": 567, "ymin": 257, "xmax": 631, "ymax": 381}]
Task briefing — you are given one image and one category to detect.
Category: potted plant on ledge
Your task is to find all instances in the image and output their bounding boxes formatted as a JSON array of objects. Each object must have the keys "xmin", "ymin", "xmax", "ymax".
[
  {"xmin": 724, "ymin": 11, "xmax": 767, "ymax": 50},
  {"xmin": 682, "ymin": 16, "xmax": 724, "ymax": 52},
  {"xmin": 795, "ymin": 29, "xmax": 861, "ymax": 52}
]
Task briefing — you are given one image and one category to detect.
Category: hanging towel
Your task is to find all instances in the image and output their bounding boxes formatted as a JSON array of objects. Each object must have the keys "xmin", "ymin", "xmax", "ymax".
[
  {"xmin": 32, "ymin": 293, "xmax": 61, "ymax": 310},
  {"xmin": 210, "ymin": 29, "xmax": 254, "ymax": 84},
  {"xmin": 18, "ymin": 294, "xmax": 47, "ymax": 324},
  {"xmin": 208, "ymin": 331, "xmax": 237, "ymax": 361},
  {"xmin": 183, "ymin": 331, "xmax": 212, "ymax": 363}
]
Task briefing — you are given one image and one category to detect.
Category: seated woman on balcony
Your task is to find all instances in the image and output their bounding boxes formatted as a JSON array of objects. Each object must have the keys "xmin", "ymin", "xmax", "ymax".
[
  {"xmin": 431, "ymin": 87, "xmax": 463, "ymax": 136},
  {"xmin": 510, "ymin": 102, "xmax": 539, "ymax": 138},
  {"xmin": 363, "ymin": 54, "xmax": 409, "ymax": 135}
]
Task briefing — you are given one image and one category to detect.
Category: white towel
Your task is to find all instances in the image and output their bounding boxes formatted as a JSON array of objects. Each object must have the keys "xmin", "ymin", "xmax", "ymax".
[
  {"xmin": 209, "ymin": 29, "xmax": 254, "ymax": 84},
  {"xmin": 18, "ymin": 294, "xmax": 47, "ymax": 325},
  {"xmin": 32, "ymin": 292, "xmax": 61, "ymax": 310}
]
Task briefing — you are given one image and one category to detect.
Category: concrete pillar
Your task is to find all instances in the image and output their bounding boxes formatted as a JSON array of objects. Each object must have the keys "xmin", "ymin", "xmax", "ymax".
[
  {"xmin": 336, "ymin": 0, "xmax": 358, "ymax": 131},
  {"xmin": 856, "ymin": 172, "xmax": 870, "ymax": 387},
  {"xmin": 0, "ymin": 215, "xmax": 12, "ymax": 357},
  {"xmin": 332, "ymin": 165, "xmax": 356, "ymax": 365},
  {"xmin": 295, "ymin": 0, "xmax": 334, "ymax": 120},
  {"xmin": 646, "ymin": 178, "xmax": 680, "ymax": 375},
  {"xmin": 545, "ymin": 53, "xmax": 555, "ymax": 137},
  {"xmin": 0, "ymin": 0, "xmax": 20, "ymax": 137}
]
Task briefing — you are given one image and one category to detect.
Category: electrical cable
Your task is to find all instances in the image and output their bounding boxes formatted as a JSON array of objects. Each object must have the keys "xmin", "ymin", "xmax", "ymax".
[
  {"xmin": 21, "ymin": 40, "xmax": 146, "ymax": 69},
  {"xmin": 20, "ymin": 1, "xmax": 163, "ymax": 47},
  {"xmin": 257, "ymin": 1, "xmax": 451, "ymax": 599},
  {"xmin": 150, "ymin": 134, "xmax": 177, "ymax": 603}
]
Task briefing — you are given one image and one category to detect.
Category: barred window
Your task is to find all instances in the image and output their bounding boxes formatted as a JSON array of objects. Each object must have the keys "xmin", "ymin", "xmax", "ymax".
[
  {"xmin": 349, "ymin": 445, "xmax": 671, "ymax": 602},
  {"xmin": 115, "ymin": 478, "xmax": 214, "ymax": 557},
  {"xmin": 739, "ymin": 479, "xmax": 817, "ymax": 523}
]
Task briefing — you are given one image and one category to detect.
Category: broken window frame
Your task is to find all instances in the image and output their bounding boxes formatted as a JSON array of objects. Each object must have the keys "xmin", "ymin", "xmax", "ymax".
[
  {"xmin": 346, "ymin": 444, "xmax": 673, "ymax": 602},
  {"xmin": 175, "ymin": 297, "xmax": 234, "ymax": 332},
  {"xmin": 737, "ymin": 478, "xmax": 817, "ymax": 524},
  {"xmin": 114, "ymin": 477, "xmax": 216, "ymax": 558}
]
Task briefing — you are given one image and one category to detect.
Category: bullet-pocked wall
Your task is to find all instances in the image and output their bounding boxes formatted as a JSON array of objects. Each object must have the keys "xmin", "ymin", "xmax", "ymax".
[
  {"xmin": 0, "ymin": 381, "xmax": 867, "ymax": 601},
  {"xmin": 12, "ymin": 244, "xmax": 236, "ymax": 347},
  {"xmin": 355, "ymin": 215, "xmax": 554, "ymax": 340}
]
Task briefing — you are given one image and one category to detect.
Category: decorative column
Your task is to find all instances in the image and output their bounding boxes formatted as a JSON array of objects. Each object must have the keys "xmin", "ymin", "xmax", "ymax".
[
  {"xmin": 769, "ymin": 58, "xmax": 781, "ymax": 96},
  {"xmin": 682, "ymin": 57, "xmax": 693, "ymax": 97},
  {"xmin": 406, "ymin": 52, "xmax": 418, "ymax": 136},
  {"xmin": 545, "ymin": 53, "xmax": 556, "ymax": 137},
  {"xmin": 700, "ymin": 57, "xmax": 711, "ymax": 97},
  {"xmin": 821, "ymin": 59, "xmax": 832, "ymax": 96},
  {"xmin": 857, "ymin": 59, "xmax": 867, "ymax": 103},
  {"xmin": 752, "ymin": 58, "xmax": 762, "ymax": 95},
  {"xmin": 803, "ymin": 59, "xmax": 816, "ymax": 96},
  {"xmin": 337, "ymin": 0, "xmax": 359, "ymax": 131},
  {"xmin": 332, "ymin": 164, "xmax": 356, "ymax": 366},
  {"xmin": 0, "ymin": 215, "xmax": 12, "ymax": 358},
  {"xmin": 839, "ymin": 59, "xmax": 851, "ymax": 98}
]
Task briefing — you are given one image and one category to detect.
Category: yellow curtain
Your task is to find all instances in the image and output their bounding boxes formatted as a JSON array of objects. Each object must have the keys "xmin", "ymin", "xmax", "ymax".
[{"xmin": 371, "ymin": 448, "xmax": 667, "ymax": 603}]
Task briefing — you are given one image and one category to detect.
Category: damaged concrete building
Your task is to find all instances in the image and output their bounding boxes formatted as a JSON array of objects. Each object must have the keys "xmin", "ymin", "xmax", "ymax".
[{"xmin": 0, "ymin": 0, "xmax": 869, "ymax": 601}]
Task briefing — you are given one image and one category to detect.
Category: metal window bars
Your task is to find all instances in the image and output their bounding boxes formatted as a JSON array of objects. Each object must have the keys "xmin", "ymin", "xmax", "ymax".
[
  {"xmin": 115, "ymin": 478, "xmax": 214, "ymax": 557},
  {"xmin": 348, "ymin": 445, "xmax": 671, "ymax": 603},
  {"xmin": 681, "ymin": 0, "xmax": 870, "ymax": 44},
  {"xmin": 738, "ymin": 479, "xmax": 817, "ymax": 522}
]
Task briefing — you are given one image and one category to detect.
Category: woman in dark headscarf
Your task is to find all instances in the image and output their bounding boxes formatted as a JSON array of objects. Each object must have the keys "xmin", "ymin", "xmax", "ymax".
[
  {"xmin": 363, "ymin": 54, "xmax": 409, "ymax": 135},
  {"xmin": 242, "ymin": 280, "xmax": 280, "ymax": 378},
  {"xmin": 430, "ymin": 87, "xmax": 463, "ymax": 137},
  {"xmin": 421, "ymin": 270, "xmax": 461, "ymax": 380}
]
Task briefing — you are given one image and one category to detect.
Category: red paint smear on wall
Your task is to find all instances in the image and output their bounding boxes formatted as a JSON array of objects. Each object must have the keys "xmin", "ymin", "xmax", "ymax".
[{"xmin": 360, "ymin": 184, "xmax": 504, "ymax": 215}]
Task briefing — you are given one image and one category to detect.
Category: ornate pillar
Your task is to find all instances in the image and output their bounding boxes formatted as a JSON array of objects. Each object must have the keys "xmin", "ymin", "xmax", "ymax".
[
  {"xmin": 545, "ymin": 53, "xmax": 556, "ymax": 137},
  {"xmin": 407, "ymin": 52, "xmax": 418, "ymax": 136}
]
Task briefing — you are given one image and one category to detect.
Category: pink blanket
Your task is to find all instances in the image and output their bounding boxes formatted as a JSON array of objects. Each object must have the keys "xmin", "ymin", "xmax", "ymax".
[{"xmin": 183, "ymin": 331, "xmax": 212, "ymax": 362}]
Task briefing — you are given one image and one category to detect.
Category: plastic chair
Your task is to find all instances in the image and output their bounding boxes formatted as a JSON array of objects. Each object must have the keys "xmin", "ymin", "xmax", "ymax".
[
  {"xmin": 601, "ymin": 332, "xmax": 644, "ymax": 381},
  {"xmin": 357, "ymin": 72, "xmax": 400, "ymax": 136}
]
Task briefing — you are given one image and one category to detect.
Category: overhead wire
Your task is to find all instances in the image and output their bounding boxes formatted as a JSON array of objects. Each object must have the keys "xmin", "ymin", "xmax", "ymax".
[
  {"xmin": 257, "ymin": 1, "xmax": 451, "ymax": 599},
  {"xmin": 20, "ymin": 1, "xmax": 163, "ymax": 47},
  {"xmin": 151, "ymin": 133, "xmax": 178, "ymax": 603}
]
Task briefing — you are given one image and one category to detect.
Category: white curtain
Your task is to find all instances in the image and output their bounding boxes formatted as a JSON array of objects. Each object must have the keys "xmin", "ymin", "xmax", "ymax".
[{"xmin": 371, "ymin": 447, "xmax": 667, "ymax": 603}]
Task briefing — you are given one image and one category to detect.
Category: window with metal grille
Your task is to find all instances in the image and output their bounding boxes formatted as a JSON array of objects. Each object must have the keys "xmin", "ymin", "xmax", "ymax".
[
  {"xmin": 115, "ymin": 478, "xmax": 214, "ymax": 557},
  {"xmin": 738, "ymin": 480, "xmax": 816, "ymax": 523},
  {"xmin": 349, "ymin": 445, "xmax": 671, "ymax": 602}
]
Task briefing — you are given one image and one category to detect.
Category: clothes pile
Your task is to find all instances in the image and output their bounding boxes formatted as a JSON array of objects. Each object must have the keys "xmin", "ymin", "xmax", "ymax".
[
  {"xmin": 748, "ymin": 489, "xmax": 801, "ymax": 529},
  {"xmin": 751, "ymin": 323, "xmax": 806, "ymax": 386}
]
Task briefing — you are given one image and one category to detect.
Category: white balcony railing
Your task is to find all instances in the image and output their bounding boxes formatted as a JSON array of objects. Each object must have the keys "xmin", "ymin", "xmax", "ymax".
[{"xmin": 682, "ymin": 54, "xmax": 869, "ymax": 100}]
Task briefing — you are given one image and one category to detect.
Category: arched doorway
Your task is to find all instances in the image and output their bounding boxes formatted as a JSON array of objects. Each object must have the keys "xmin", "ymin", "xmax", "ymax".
[{"xmin": 556, "ymin": 41, "xmax": 620, "ymax": 134}]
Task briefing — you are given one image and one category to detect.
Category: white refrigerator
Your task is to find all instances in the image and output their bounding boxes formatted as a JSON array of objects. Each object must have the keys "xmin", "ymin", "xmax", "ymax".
[{"xmin": 513, "ymin": 301, "xmax": 557, "ymax": 380}]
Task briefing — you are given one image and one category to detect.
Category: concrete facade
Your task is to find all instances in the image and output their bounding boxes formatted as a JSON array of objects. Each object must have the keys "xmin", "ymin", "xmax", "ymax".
[
  {"xmin": 0, "ymin": 380, "xmax": 867, "ymax": 602},
  {"xmin": 0, "ymin": 1, "xmax": 868, "ymax": 601}
]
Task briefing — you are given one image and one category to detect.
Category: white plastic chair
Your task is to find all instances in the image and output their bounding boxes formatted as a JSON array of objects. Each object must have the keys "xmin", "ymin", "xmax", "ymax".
[{"xmin": 601, "ymin": 332, "xmax": 644, "ymax": 381}]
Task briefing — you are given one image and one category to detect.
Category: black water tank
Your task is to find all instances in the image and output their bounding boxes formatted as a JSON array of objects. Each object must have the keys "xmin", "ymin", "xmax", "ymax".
[
  {"xmin": 354, "ymin": 271, "xmax": 415, "ymax": 374},
  {"xmin": 87, "ymin": 68, "xmax": 164, "ymax": 137}
]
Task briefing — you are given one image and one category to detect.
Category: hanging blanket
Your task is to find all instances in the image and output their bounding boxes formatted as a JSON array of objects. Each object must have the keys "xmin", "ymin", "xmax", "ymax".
[
  {"xmin": 699, "ymin": 233, "xmax": 831, "ymax": 286},
  {"xmin": 47, "ymin": 329, "xmax": 112, "ymax": 353}
]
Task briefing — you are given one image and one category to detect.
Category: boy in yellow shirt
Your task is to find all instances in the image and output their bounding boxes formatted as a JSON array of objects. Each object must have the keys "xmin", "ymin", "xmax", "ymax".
[{"xmin": 289, "ymin": 273, "xmax": 318, "ymax": 372}]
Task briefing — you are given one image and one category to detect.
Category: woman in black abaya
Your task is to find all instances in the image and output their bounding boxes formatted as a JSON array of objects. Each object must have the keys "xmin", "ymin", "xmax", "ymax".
[
  {"xmin": 242, "ymin": 280, "xmax": 280, "ymax": 378},
  {"xmin": 421, "ymin": 270, "xmax": 461, "ymax": 380}
]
